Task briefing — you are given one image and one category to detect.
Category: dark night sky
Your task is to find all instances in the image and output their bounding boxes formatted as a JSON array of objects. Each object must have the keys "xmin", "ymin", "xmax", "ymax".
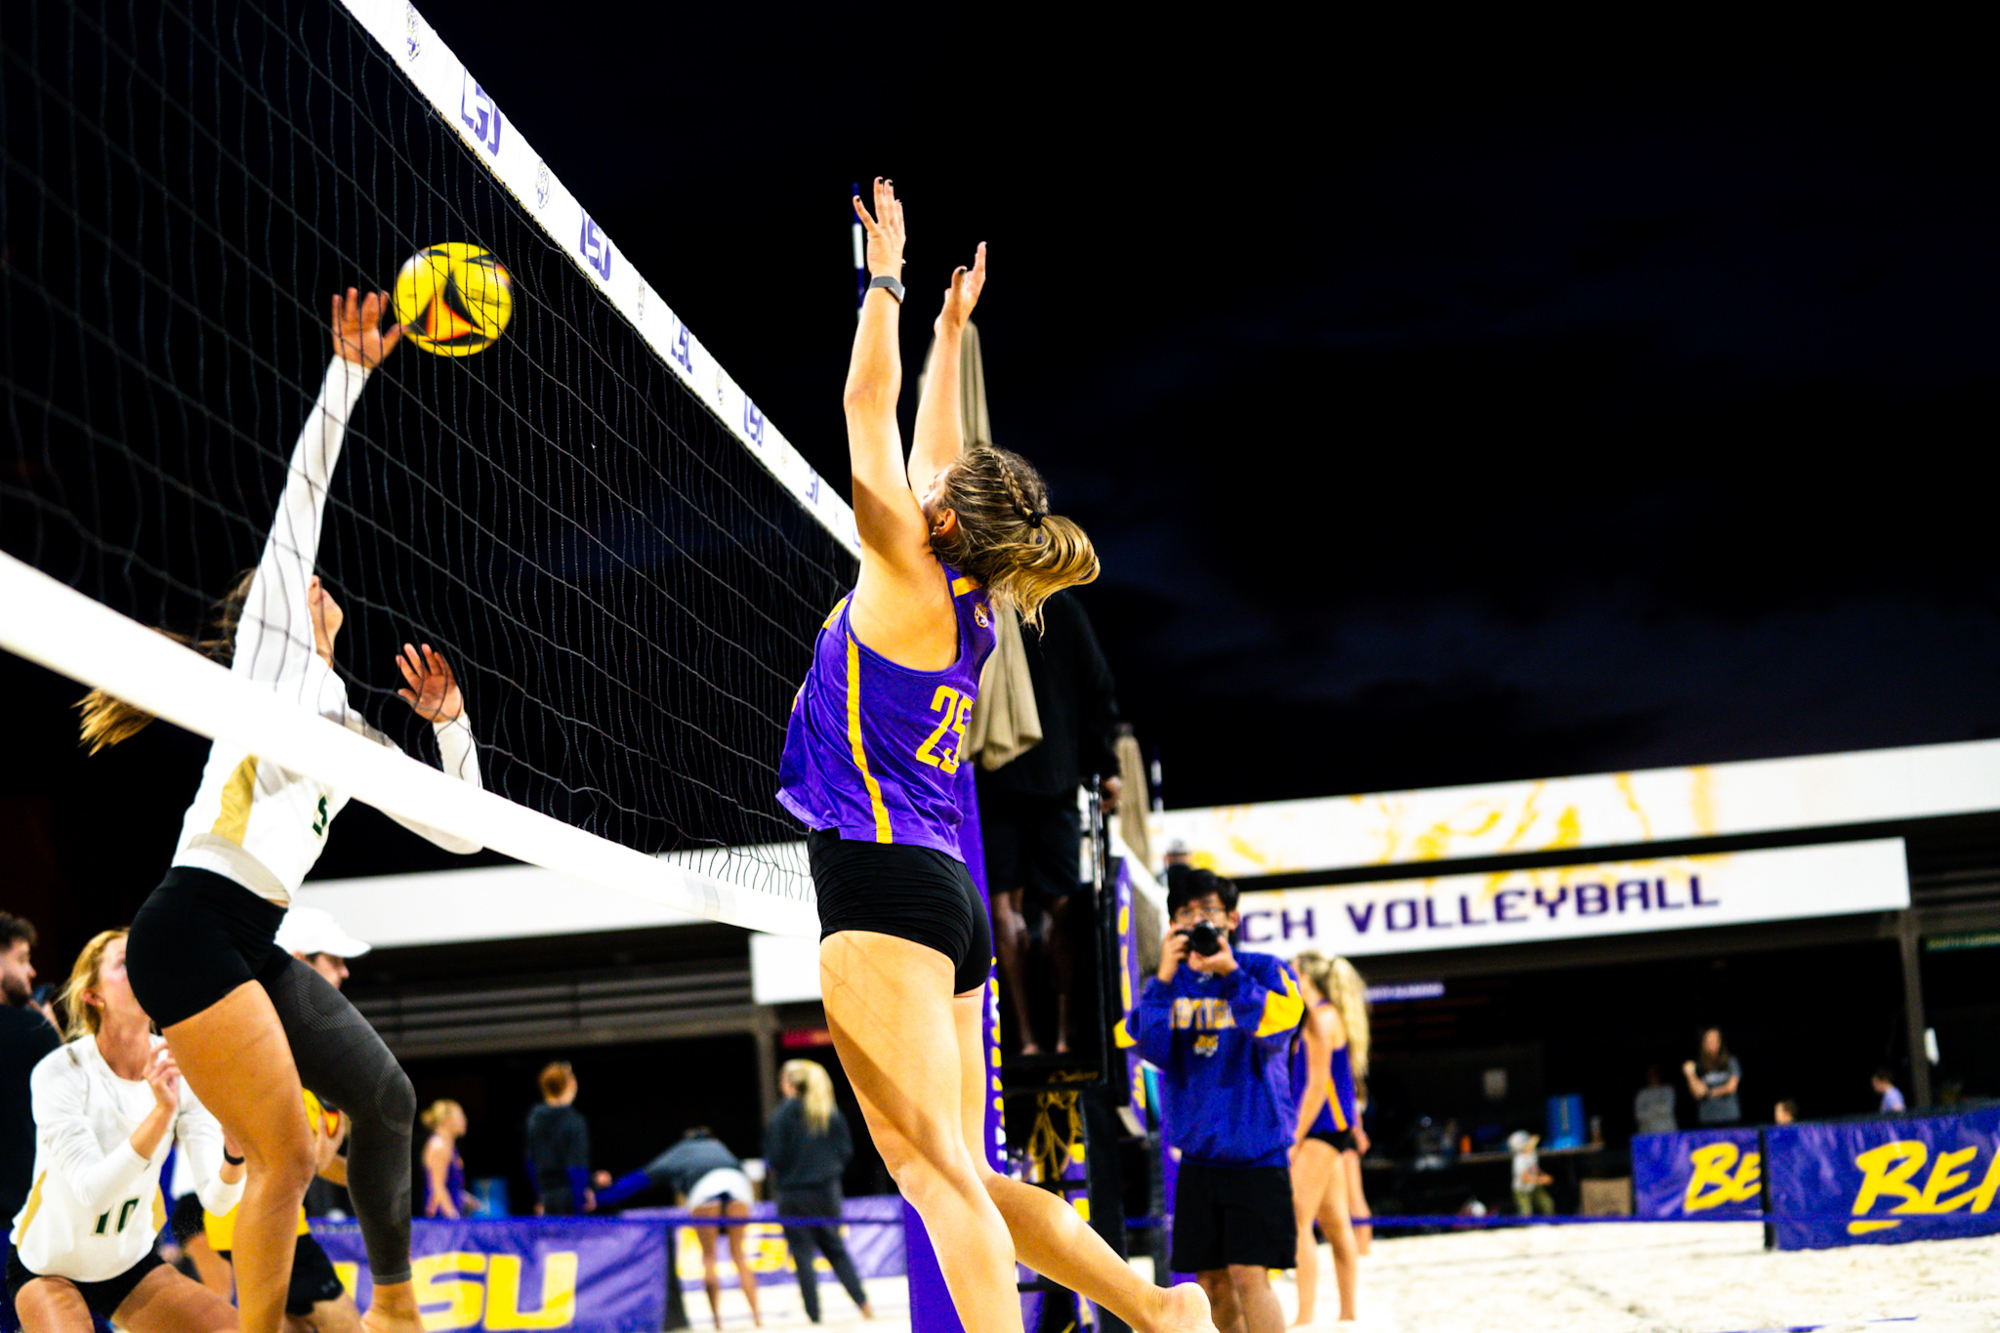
[
  {"xmin": 392, "ymin": 7, "xmax": 1998, "ymax": 805},
  {"xmin": 4, "ymin": 6, "xmax": 1997, "ymax": 932}
]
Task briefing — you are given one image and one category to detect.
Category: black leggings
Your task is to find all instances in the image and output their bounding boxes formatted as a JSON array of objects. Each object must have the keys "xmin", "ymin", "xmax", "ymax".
[
  {"xmin": 128, "ymin": 868, "xmax": 415, "ymax": 1285},
  {"xmin": 776, "ymin": 1187, "xmax": 868, "ymax": 1322}
]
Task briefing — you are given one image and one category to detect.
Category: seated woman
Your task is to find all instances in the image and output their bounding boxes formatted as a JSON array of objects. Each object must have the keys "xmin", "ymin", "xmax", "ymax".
[{"xmin": 8, "ymin": 931, "xmax": 244, "ymax": 1333}]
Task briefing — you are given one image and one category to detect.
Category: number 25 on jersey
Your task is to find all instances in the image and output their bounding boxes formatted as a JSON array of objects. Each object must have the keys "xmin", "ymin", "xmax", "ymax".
[{"xmin": 916, "ymin": 686, "xmax": 973, "ymax": 775}]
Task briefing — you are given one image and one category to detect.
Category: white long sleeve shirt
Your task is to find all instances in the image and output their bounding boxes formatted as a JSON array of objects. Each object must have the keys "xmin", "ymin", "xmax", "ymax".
[
  {"xmin": 9, "ymin": 1036, "xmax": 243, "ymax": 1282},
  {"xmin": 170, "ymin": 358, "xmax": 484, "ymax": 904}
]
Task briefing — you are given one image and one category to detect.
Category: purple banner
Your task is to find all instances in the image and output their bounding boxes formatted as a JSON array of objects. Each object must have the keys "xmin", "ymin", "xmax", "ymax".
[
  {"xmin": 1767, "ymin": 1104, "xmax": 2000, "ymax": 1250},
  {"xmin": 312, "ymin": 1218, "xmax": 665, "ymax": 1333},
  {"xmin": 1631, "ymin": 1127, "xmax": 1763, "ymax": 1220}
]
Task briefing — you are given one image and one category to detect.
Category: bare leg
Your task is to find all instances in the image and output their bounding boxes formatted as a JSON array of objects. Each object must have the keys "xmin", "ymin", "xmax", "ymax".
[
  {"xmin": 166, "ymin": 982, "xmax": 315, "ymax": 1333},
  {"xmin": 1229, "ymin": 1268, "xmax": 1284, "ymax": 1333},
  {"xmin": 300, "ymin": 1294, "xmax": 364, "ymax": 1333},
  {"xmin": 1288, "ymin": 1140, "xmax": 1336, "ymax": 1325},
  {"xmin": 1341, "ymin": 1150, "xmax": 1371, "ymax": 1255},
  {"xmin": 991, "ymin": 889, "xmax": 1040, "ymax": 1054},
  {"xmin": 959, "ymin": 994, "xmax": 1212, "ymax": 1333},
  {"xmin": 14, "ymin": 1276, "xmax": 96, "ymax": 1333},
  {"xmin": 113, "ymin": 1263, "xmax": 240, "ymax": 1333},
  {"xmin": 1315, "ymin": 1162, "xmax": 1359, "ymax": 1321},
  {"xmin": 724, "ymin": 1206, "xmax": 763, "ymax": 1327},
  {"xmin": 1198, "ymin": 1272, "xmax": 1243, "ymax": 1333},
  {"xmin": 693, "ymin": 1214, "xmax": 725, "ymax": 1331},
  {"xmin": 822, "ymin": 932, "xmax": 1021, "ymax": 1333},
  {"xmin": 186, "ymin": 1233, "xmax": 235, "ymax": 1299}
]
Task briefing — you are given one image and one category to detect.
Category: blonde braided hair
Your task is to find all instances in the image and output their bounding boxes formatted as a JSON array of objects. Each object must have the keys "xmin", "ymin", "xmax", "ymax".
[{"xmin": 929, "ymin": 445, "xmax": 1097, "ymax": 630}]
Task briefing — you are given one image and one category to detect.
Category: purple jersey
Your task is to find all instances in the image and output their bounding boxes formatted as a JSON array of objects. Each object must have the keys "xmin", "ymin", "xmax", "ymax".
[
  {"xmin": 777, "ymin": 568, "xmax": 996, "ymax": 858},
  {"xmin": 1291, "ymin": 1000, "xmax": 1357, "ymax": 1134}
]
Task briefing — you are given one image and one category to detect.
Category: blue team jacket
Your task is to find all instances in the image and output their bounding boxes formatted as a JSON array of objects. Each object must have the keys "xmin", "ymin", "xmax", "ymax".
[{"xmin": 1118, "ymin": 949, "xmax": 1305, "ymax": 1168}]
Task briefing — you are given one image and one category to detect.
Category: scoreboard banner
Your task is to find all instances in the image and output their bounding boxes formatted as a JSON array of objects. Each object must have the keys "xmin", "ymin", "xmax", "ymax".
[
  {"xmin": 1767, "ymin": 1104, "xmax": 2000, "ymax": 1250},
  {"xmin": 1632, "ymin": 1128, "xmax": 1763, "ymax": 1220},
  {"xmin": 1235, "ymin": 839, "xmax": 1908, "ymax": 958}
]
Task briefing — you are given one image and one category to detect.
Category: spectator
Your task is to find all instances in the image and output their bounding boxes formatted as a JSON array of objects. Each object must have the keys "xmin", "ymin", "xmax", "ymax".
[
  {"xmin": 1872, "ymin": 1069, "xmax": 1906, "ymax": 1114},
  {"xmin": 1773, "ymin": 1099, "xmax": 1798, "ymax": 1125},
  {"xmin": 1507, "ymin": 1131, "xmax": 1554, "ymax": 1216},
  {"xmin": 632, "ymin": 1129, "xmax": 762, "ymax": 1331},
  {"xmin": 421, "ymin": 1101, "xmax": 476, "ymax": 1219},
  {"xmin": 977, "ymin": 591, "xmax": 1120, "ymax": 1056},
  {"xmin": 1682, "ymin": 1028, "xmax": 1742, "ymax": 1126},
  {"xmin": 525, "ymin": 1062, "xmax": 594, "ymax": 1215},
  {"xmin": 2, "ymin": 912, "xmax": 61, "ymax": 1233},
  {"xmin": 1121, "ymin": 867, "xmax": 1304, "ymax": 1333},
  {"xmin": 1634, "ymin": 1065, "xmax": 1677, "ymax": 1137},
  {"xmin": 766, "ymin": 1060, "xmax": 873, "ymax": 1323}
]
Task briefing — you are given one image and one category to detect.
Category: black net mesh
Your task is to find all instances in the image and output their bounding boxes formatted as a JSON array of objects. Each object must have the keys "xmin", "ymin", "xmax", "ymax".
[{"xmin": 1, "ymin": 0, "xmax": 854, "ymax": 897}]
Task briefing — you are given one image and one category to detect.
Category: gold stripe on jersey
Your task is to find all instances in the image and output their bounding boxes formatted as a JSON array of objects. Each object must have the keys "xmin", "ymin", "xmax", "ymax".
[
  {"xmin": 16, "ymin": 1171, "xmax": 45, "ymax": 1235},
  {"xmin": 211, "ymin": 756, "xmax": 260, "ymax": 844},
  {"xmin": 845, "ymin": 635, "xmax": 893, "ymax": 843},
  {"xmin": 153, "ymin": 1189, "xmax": 166, "ymax": 1233},
  {"xmin": 950, "ymin": 576, "xmax": 976, "ymax": 596}
]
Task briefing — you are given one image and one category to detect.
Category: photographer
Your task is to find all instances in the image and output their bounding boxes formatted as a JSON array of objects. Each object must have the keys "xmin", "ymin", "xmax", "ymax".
[{"xmin": 1119, "ymin": 869, "xmax": 1304, "ymax": 1333}]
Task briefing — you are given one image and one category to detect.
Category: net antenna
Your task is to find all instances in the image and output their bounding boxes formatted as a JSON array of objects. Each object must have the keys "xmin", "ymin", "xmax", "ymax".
[{"xmin": 0, "ymin": 0, "xmax": 861, "ymax": 936}]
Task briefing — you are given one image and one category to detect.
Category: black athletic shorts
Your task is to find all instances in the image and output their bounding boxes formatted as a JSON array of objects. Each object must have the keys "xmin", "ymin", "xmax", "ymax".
[
  {"xmin": 1171, "ymin": 1160, "xmax": 1296, "ymax": 1273},
  {"xmin": 127, "ymin": 866, "xmax": 288, "ymax": 1029},
  {"xmin": 1307, "ymin": 1126, "xmax": 1357, "ymax": 1153},
  {"xmin": 809, "ymin": 829, "xmax": 993, "ymax": 996},
  {"xmin": 214, "ymin": 1234, "xmax": 347, "ymax": 1316},
  {"xmin": 980, "ymin": 794, "xmax": 1082, "ymax": 902},
  {"xmin": 7, "ymin": 1246, "xmax": 165, "ymax": 1319}
]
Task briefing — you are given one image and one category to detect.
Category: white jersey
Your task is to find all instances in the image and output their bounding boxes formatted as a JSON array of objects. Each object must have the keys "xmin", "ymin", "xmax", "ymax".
[
  {"xmin": 169, "ymin": 358, "xmax": 483, "ymax": 905},
  {"xmin": 9, "ymin": 1036, "xmax": 244, "ymax": 1282}
]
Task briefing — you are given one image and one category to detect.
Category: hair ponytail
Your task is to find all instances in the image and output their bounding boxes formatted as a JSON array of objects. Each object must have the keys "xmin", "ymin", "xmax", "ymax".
[
  {"xmin": 76, "ymin": 571, "xmax": 255, "ymax": 753},
  {"xmin": 930, "ymin": 445, "xmax": 1098, "ymax": 629},
  {"xmin": 783, "ymin": 1058, "xmax": 837, "ymax": 1134}
]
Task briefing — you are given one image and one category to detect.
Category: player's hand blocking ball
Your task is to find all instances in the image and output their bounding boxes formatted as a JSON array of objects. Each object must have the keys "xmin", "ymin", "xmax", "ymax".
[{"xmin": 333, "ymin": 287, "xmax": 402, "ymax": 369}]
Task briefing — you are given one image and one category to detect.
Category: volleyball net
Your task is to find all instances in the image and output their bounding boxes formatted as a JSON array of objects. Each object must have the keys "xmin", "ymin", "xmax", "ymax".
[{"xmin": 0, "ymin": 0, "xmax": 858, "ymax": 934}]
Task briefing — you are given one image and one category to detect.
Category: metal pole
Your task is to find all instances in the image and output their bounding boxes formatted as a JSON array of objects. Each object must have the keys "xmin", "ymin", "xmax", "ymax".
[{"xmin": 1897, "ymin": 911, "xmax": 1933, "ymax": 1109}]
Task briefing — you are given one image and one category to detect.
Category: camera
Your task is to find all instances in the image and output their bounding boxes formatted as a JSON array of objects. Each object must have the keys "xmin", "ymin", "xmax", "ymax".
[{"xmin": 1182, "ymin": 921, "xmax": 1224, "ymax": 957}]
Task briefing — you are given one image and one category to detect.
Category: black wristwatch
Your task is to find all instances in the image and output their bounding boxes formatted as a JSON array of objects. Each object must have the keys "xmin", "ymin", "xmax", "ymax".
[{"xmin": 867, "ymin": 274, "xmax": 905, "ymax": 304}]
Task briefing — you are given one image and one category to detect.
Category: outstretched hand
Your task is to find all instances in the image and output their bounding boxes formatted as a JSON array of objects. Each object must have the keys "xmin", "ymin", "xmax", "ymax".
[
  {"xmin": 396, "ymin": 642, "xmax": 464, "ymax": 723},
  {"xmin": 853, "ymin": 178, "xmax": 906, "ymax": 279},
  {"xmin": 333, "ymin": 287, "xmax": 402, "ymax": 369},
  {"xmin": 937, "ymin": 241, "xmax": 986, "ymax": 334}
]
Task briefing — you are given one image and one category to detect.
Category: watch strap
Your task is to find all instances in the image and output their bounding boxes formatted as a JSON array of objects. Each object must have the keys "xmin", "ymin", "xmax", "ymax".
[{"xmin": 867, "ymin": 274, "xmax": 906, "ymax": 304}]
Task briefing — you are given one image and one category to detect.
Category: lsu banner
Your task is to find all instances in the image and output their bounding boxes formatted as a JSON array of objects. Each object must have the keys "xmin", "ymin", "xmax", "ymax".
[
  {"xmin": 314, "ymin": 1218, "xmax": 665, "ymax": 1333},
  {"xmin": 1632, "ymin": 1128, "xmax": 1763, "ymax": 1220},
  {"xmin": 1767, "ymin": 1104, "xmax": 2000, "ymax": 1250},
  {"xmin": 1235, "ymin": 839, "xmax": 1908, "ymax": 958}
]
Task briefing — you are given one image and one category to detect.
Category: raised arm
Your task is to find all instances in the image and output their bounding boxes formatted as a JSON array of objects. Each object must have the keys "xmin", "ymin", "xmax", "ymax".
[
  {"xmin": 237, "ymin": 289, "xmax": 400, "ymax": 686},
  {"xmin": 907, "ymin": 243, "xmax": 988, "ymax": 496},
  {"xmin": 844, "ymin": 179, "xmax": 924, "ymax": 568},
  {"xmin": 350, "ymin": 642, "xmax": 485, "ymax": 852}
]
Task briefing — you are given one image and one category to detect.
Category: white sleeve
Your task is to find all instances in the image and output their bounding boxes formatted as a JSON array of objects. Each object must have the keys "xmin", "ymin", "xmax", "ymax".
[
  {"xmin": 351, "ymin": 712, "xmax": 486, "ymax": 854},
  {"xmin": 31, "ymin": 1056, "xmax": 153, "ymax": 1215},
  {"xmin": 234, "ymin": 358, "xmax": 371, "ymax": 688},
  {"xmin": 173, "ymin": 1082, "xmax": 245, "ymax": 1217}
]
